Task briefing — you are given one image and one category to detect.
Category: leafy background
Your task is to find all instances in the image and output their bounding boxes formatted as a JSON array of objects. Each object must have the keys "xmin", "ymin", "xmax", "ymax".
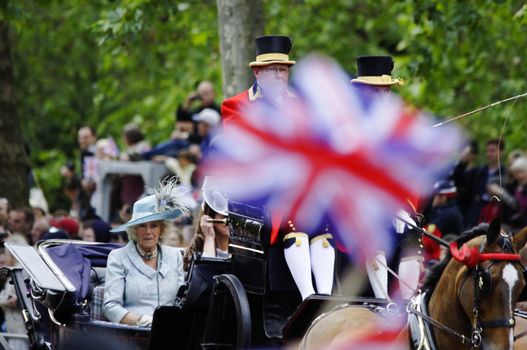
[{"xmin": 5, "ymin": 0, "xmax": 527, "ymax": 210}]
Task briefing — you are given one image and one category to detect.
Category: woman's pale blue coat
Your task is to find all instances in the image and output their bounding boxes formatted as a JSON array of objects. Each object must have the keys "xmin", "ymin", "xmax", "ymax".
[{"xmin": 103, "ymin": 241, "xmax": 184, "ymax": 323}]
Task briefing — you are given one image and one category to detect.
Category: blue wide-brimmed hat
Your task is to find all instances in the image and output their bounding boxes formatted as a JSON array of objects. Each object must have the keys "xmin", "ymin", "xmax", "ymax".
[{"xmin": 111, "ymin": 180, "xmax": 191, "ymax": 232}]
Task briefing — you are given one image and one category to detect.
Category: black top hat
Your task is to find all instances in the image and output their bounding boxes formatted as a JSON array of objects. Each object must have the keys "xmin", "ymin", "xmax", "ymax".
[
  {"xmin": 249, "ymin": 35, "xmax": 296, "ymax": 67},
  {"xmin": 351, "ymin": 56, "xmax": 403, "ymax": 86}
]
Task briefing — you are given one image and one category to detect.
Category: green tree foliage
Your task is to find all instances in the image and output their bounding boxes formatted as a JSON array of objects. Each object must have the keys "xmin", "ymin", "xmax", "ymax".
[
  {"xmin": 9, "ymin": 0, "xmax": 221, "ymax": 209},
  {"xmin": 5, "ymin": 0, "xmax": 527, "ymax": 210},
  {"xmin": 266, "ymin": 0, "xmax": 527, "ymax": 148}
]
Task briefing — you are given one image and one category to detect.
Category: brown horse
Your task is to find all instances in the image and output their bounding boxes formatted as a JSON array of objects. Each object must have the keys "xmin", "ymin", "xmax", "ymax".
[
  {"xmin": 426, "ymin": 220, "xmax": 527, "ymax": 349},
  {"xmin": 299, "ymin": 305, "xmax": 406, "ymax": 349},
  {"xmin": 298, "ymin": 220, "xmax": 527, "ymax": 349}
]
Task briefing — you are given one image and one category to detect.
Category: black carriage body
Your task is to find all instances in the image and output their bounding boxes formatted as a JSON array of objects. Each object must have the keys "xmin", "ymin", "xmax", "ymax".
[
  {"xmin": 201, "ymin": 201, "xmax": 337, "ymax": 347},
  {"xmin": 227, "ymin": 200, "xmax": 270, "ymax": 295}
]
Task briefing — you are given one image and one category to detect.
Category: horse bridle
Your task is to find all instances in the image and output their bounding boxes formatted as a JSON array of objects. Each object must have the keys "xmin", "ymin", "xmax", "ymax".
[
  {"xmin": 458, "ymin": 262, "xmax": 517, "ymax": 347},
  {"xmin": 410, "ymin": 232, "xmax": 523, "ymax": 348},
  {"xmin": 464, "ymin": 234, "xmax": 521, "ymax": 347}
]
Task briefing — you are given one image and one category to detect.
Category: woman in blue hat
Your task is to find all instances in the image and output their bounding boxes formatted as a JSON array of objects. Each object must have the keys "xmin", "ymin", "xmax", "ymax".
[{"xmin": 103, "ymin": 180, "xmax": 191, "ymax": 327}]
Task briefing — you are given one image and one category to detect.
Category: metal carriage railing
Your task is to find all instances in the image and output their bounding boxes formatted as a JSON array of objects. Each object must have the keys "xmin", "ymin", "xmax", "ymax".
[{"xmin": 3, "ymin": 240, "xmax": 152, "ymax": 350}]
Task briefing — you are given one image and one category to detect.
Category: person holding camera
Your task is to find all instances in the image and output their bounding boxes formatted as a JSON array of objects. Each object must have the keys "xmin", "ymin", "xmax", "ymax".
[
  {"xmin": 178, "ymin": 81, "xmax": 220, "ymax": 120},
  {"xmin": 142, "ymin": 81, "xmax": 220, "ymax": 162},
  {"xmin": 183, "ymin": 176, "xmax": 230, "ymax": 272},
  {"xmin": 176, "ymin": 81, "xmax": 221, "ymax": 143}
]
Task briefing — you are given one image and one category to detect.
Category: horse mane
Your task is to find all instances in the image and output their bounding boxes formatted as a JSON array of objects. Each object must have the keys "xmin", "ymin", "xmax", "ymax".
[{"xmin": 422, "ymin": 223, "xmax": 490, "ymax": 293}]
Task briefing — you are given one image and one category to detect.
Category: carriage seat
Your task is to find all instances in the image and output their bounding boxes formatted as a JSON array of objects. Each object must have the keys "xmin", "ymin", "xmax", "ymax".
[
  {"xmin": 89, "ymin": 267, "xmax": 108, "ymax": 322},
  {"xmin": 89, "ymin": 267, "xmax": 106, "ymax": 291},
  {"xmin": 90, "ymin": 285, "xmax": 108, "ymax": 321}
]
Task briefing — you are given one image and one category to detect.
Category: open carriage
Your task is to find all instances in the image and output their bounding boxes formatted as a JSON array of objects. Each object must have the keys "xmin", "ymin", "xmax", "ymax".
[
  {"xmin": 2, "ymin": 240, "xmax": 151, "ymax": 349},
  {"xmin": 12, "ymin": 206, "xmax": 527, "ymax": 349},
  {"xmin": 10, "ymin": 203, "xmax": 527, "ymax": 350},
  {"xmin": 2, "ymin": 201, "xmax": 401, "ymax": 350}
]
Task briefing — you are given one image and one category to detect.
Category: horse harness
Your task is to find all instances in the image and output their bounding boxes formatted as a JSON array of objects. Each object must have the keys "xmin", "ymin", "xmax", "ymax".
[{"xmin": 409, "ymin": 232, "xmax": 523, "ymax": 348}]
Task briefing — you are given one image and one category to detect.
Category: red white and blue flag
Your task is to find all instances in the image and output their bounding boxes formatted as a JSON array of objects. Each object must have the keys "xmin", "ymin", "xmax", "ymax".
[
  {"xmin": 105, "ymin": 136, "xmax": 120, "ymax": 158},
  {"xmin": 205, "ymin": 55, "xmax": 463, "ymax": 259},
  {"xmin": 83, "ymin": 156, "xmax": 98, "ymax": 180}
]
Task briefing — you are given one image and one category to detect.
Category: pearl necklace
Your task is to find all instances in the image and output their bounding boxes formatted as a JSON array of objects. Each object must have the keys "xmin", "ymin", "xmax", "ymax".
[{"xmin": 136, "ymin": 244, "xmax": 158, "ymax": 260}]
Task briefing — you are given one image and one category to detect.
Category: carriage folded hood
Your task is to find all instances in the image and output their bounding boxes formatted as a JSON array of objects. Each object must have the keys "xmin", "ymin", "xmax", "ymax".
[{"xmin": 47, "ymin": 243, "xmax": 91, "ymax": 302}]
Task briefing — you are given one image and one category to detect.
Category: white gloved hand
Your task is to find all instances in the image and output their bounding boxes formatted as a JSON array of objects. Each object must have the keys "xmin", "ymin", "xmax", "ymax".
[
  {"xmin": 393, "ymin": 209, "xmax": 416, "ymax": 234},
  {"xmin": 136, "ymin": 314, "xmax": 153, "ymax": 327}
]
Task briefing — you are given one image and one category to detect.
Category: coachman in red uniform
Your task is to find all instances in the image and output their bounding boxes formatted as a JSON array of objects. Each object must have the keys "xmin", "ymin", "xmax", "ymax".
[
  {"xmin": 352, "ymin": 56, "xmax": 424, "ymax": 300},
  {"xmin": 221, "ymin": 36, "xmax": 336, "ymax": 300}
]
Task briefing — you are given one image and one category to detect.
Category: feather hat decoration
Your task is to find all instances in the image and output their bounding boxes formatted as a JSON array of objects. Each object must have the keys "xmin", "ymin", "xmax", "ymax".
[
  {"xmin": 111, "ymin": 177, "xmax": 191, "ymax": 232},
  {"xmin": 153, "ymin": 177, "xmax": 193, "ymax": 214}
]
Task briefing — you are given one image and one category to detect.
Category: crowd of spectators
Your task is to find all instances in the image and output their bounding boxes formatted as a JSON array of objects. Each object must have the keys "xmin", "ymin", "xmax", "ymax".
[
  {"xmin": 0, "ymin": 80, "xmax": 225, "ymax": 345},
  {"xmin": 2, "ymin": 73, "xmax": 527, "ymax": 342},
  {"xmin": 43, "ymin": 80, "xmax": 224, "ymax": 248},
  {"xmin": 420, "ymin": 138, "xmax": 527, "ymax": 266}
]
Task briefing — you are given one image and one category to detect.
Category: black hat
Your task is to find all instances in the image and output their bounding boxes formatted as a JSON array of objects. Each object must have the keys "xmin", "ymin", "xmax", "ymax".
[
  {"xmin": 351, "ymin": 56, "xmax": 403, "ymax": 86},
  {"xmin": 249, "ymin": 35, "xmax": 296, "ymax": 67}
]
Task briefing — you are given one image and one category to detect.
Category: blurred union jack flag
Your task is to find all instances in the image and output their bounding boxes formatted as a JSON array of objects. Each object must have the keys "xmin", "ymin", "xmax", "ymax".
[
  {"xmin": 105, "ymin": 136, "xmax": 120, "ymax": 158},
  {"xmin": 205, "ymin": 55, "xmax": 463, "ymax": 259}
]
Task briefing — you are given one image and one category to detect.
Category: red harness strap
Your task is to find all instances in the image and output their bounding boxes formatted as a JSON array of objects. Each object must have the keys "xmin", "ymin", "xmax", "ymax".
[{"xmin": 450, "ymin": 242, "xmax": 520, "ymax": 269}]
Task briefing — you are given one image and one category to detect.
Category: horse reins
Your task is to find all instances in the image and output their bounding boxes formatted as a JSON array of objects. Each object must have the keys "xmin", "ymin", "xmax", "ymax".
[
  {"xmin": 398, "ymin": 218, "xmax": 524, "ymax": 347},
  {"xmin": 397, "ymin": 215, "xmax": 481, "ymax": 346},
  {"xmin": 407, "ymin": 303, "xmax": 481, "ymax": 346}
]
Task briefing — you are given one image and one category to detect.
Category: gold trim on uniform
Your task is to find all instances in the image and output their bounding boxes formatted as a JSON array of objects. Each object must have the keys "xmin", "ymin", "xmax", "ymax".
[
  {"xmin": 310, "ymin": 234, "xmax": 333, "ymax": 248},
  {"xmin": 284, "ymin": 232, "xmax": 308, "ymax": 247}
]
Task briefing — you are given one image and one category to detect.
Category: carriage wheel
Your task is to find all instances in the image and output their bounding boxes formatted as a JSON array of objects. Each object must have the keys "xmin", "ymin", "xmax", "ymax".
[{"xmin": 202, "ymin": 274, "xmax": 252, "ymax": 349}]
